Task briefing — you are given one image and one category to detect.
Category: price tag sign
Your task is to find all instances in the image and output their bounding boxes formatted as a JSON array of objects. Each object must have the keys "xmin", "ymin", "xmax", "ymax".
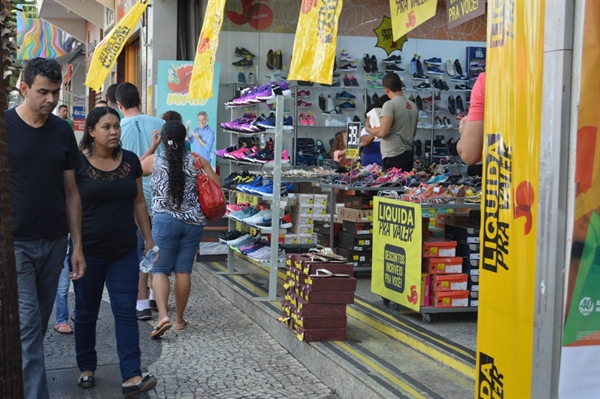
[{"xmin": 345, "ymin": 122, "xmax": 361, "ymax": 159}]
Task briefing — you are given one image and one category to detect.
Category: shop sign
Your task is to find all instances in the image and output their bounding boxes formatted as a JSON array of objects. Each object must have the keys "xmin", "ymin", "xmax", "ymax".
[
  {"xmin": 371, "ymin": 197, "xmax": 422, "ymax": 311},
  {"xmin": 558, "ymin": 1, "xmax": 600, "ymax": 397},
  {"xmin": 388, "ymin": 0, "xmax": 438, "ymax": 42},
  {"xmin": 85, "ymin": 0, "xmax": 150, "ymax": 92},
  {"xmin": 226, "ymin": 0, "xmax": 274, "ymax": 31},
  {"xmin": 288, "ymin": 0, "xmax": 344, "ymax": 85},
  {"xmin": 475, "ymin": 1, "xmax": 544, "ymax": 397},
  {"xmin": 72, "ymin": 106, "xmax": 86, "ymax": 132},
  {"xmin": 373, "ymin": 16, "xmax": 407, "ymax": 56},
  {"xmin": 188, "ymin": 0, "xmax": 227, "ymax": 99},
  {"xmin": 446, "ymin": 0, "xmax": 485, "ymax": 30},
  {"xmin": 345, "ymin": 122, "xmax": 360, "ymax": 159},
  {"xmin": 156, "ymin": 61, "xmax": 221, "ymax": 168}
]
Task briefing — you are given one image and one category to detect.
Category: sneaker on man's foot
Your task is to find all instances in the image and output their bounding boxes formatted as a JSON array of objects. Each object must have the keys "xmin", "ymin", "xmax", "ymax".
[
  {"xmin": 149, "ymin": 300, "xmax": 158, "ymax": 311},
  {"xmin": 137, "ymin": 308, "xmax": 152, "ymax": 320}
]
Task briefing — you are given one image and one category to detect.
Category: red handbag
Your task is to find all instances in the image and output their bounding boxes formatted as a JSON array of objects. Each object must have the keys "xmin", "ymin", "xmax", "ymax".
[{"xmin": 191, "ymin": 153, "xmax": 226, "ymax": 221}]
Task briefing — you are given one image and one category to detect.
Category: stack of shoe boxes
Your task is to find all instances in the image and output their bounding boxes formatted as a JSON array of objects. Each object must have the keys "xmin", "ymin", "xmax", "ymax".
[
  {"xmin": 336, "ymin": 195, "xmax": 374, "ymax": 272},
  {"xmin": 287, "ymin": 194, "xmax": 317, "ymax": 245},
  {"xmin": 445, "ymin": 212, "xmax": 481, "ymax": 307},
  {"xmin": 422, "ymin": 238, "xmax": 470, "ymax": 308},
  {"xmin": 279, "ymin": 254, "xmax": 356, "ymax": 342}
]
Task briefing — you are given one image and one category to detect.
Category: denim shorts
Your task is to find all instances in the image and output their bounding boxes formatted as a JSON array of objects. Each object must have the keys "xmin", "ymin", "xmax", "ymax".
[{"xmin": 151, "ymin": 213, "xmax": 204, "ymax": 275}]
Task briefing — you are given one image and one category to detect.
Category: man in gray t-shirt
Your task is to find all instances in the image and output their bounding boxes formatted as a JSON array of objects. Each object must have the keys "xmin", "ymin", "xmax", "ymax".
[{"xmin": 365, "ymin": 73, "xmax": 418, "ymax": 171}]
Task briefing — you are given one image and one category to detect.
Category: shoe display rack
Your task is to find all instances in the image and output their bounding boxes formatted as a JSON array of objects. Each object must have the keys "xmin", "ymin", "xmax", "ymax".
[{"xmin": 223, "ymin": 94, "xmax": 288, "ymax": 301}]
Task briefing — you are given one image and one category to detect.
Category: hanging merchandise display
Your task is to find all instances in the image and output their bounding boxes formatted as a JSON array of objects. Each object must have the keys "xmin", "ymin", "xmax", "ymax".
[
  {"xmin": 388, "ymin": 0, "xmax": 437, "ymax": 41},
  {"xmin": 85, "ymin": 0, "xmax": 150, "ymax": 91},
  {"xmin": 288, "ymin": 0, "xmax": 344, "ymax": 85},
  {"xmin": 188, "ymin": 0, "xmax": 227, "ymax": 99},
  {"xmin": 558, "ymin": 1, "xmax": 600, "ymax": 397},
  {"xmin": 475, "ymin": 1, "xmax": 544, "ymax": 398}
]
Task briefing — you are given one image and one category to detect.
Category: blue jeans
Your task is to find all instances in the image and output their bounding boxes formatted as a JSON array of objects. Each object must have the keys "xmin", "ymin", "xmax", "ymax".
[
  {"xmin": 14, "ymin": 236, "xmax": 68, "ymax": 399},
  {"xmin": 73, "ymin": 251, "xmax": 142, "ymax": 382},
  {"xmin": 55, "ymin": 238, "xmax": 73, "ymax": 325},
  {"xmin": 152, "ymin": 213, "xmax": 204, "ymax": 275}
]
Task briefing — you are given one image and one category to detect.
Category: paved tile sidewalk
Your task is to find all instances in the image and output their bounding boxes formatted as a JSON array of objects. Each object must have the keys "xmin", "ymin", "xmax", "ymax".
[{"xmin": 44, "ymin": 265, "xmax": 338, "ymax": 398}]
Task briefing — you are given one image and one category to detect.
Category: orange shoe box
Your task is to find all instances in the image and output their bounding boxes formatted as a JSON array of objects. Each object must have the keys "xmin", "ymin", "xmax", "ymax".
[
  {"xmin": 432, "ymin": 290, "xmax": 469, "ymax": 308},
  {"xmin": 423, "ymin": 238, "xmax": 457, "ymax": 258},
  {"xmin": 431, "ymin": 274, "xmax": 468, "ymax": 291},
  {"xmin": 424, "ymin": 257, "xmax": 463, "ymax": 274}
]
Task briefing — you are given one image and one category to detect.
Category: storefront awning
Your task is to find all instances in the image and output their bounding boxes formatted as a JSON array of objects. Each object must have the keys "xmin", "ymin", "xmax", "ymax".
[
  {"xmin": 16, "ymin": 10, "xmax": 70, "ymax": 60},
  {"xmin": 37, "ymin": 0, "xmax": 86, "ymax": 42}
]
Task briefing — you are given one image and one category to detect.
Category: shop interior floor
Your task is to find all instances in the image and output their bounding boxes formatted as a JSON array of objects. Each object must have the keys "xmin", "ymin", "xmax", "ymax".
[{"xmin": 199, "ymin": 258, "xmax": 476, "ymax": 398}]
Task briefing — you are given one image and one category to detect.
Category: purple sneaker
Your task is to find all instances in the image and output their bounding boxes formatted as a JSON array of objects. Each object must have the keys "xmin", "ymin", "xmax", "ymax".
[
  {"xmin": 254, "ymin": 84, "xmax": 276, "ymax": 101},
  {"xmin": 247, "ymin": 84, "xmax": 269, "ymax": 103},
  {"xmin": 215, "ymin": 145, "xmax": 236, "ymax": 158}
]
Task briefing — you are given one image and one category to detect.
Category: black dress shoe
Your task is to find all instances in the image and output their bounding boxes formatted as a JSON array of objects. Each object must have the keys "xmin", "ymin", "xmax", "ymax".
[
  {"xmin": 122, "ymin": 375, "xmax": 158, "ymax": 396},
  {"xmin": 78, "ymin": 375, "xmax": 95, "ymax": 389}
]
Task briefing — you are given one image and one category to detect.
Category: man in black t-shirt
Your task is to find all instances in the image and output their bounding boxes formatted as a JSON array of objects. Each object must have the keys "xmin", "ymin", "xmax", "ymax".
[{"xmin": 6, "ymin": 57, "xmax": 86, "ymax": 399}]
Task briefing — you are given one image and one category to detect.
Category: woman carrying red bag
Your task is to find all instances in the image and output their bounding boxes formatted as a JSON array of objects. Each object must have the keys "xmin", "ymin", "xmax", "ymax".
[{"xmin": 141, "ymin": 121, "xmax": 221, "ymax": 338}]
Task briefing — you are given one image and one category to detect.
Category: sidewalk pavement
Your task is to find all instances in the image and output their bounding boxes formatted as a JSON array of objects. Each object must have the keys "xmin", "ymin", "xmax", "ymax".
[{"xmin": 44, "ymin": 266, "xmax": 339, "ymax": 399}]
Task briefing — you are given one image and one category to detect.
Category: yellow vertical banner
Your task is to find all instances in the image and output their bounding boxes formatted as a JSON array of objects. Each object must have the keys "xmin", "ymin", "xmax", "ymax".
[
  {"xmin": 388, "ymin": 0, "xmax": 437, "ymax": 42},
  {"xmin": 85, "ymin": 0, "xmax": 150, "ymax": 92},
  {"xmin": 188, "ymin": 0, "xmax": 226, "ymax": 99},
  {"xmin": 476, "ymin": 1, "xmax": 545, "ymax": 398},
  {"xmin": 288, "ymin": 0, "xmax": 344, "ymax": 85},
  {"xmin": 371, "ymin": 197, "xmax": 422, "ymax": 311}
]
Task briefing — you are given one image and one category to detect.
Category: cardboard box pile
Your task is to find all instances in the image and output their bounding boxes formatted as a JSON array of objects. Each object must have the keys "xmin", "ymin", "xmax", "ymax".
[
  {"xmin": 279, "ymin": 254, "xmax": 356, "ymax": 342},
  {"xmin": 336, "ymin": 200, "xmax": 374, "ymax": 271},
  {"xmin": 445, "ymin": 215, "xmax": 481, "ymax": 307}
]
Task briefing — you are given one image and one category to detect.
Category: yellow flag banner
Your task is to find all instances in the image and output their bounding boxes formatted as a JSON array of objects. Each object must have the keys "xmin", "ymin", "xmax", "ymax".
[
  {"xmin": 388, "ymin": 0, "xmax": 437, "ymax": 42},
  {"xmin": 288, "ymin": 0, "xmax": 344, "ymax": 85},
  {"xmin": 475, "ymin": 1, "xmax": 545, "ymax": 398},
  {"xmin": 85, "ymin": 0, "xmax": 149, "ymax": 92},
  {"xmin": 188, "ymin": 0, "xmax": 226, "ymax": 99}
]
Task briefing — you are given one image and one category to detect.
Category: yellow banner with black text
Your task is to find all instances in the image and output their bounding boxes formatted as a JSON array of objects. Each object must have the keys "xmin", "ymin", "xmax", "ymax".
[
  {"xmin": 475, "ymin": 1, "xmax": 545, "ymax": 398},
  {"xmin": 371, "ymin": 197, "xmax": 422, "ymax": 311},
  {"xmin": 388, "ymin": 0, "xmax": 438, "ymax": 41},
  {"xmin": 288, "ymin": 0, "xmax": 344, "ymax": 85},
  {"xmin": 85, "ymin": 0, "xmax": 150, "ymax": 92},
  {"xmin": 188, "ymin": 0, "xmax": 226, "ymax": 99},
  {"xmin": 446, "ymin": 0, "xmax": 485, "ymax": 30}
]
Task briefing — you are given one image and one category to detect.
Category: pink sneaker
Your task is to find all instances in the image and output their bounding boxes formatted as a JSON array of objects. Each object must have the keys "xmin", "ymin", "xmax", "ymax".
[
  {"xmin": 216, "ymin": 145, "xmax": 237, "ymax": 158},
  {"xmin": 299, "ymin": 113, "xmax": 308, "ymax": 125},
  {"xmin": 227, "ymin": 202, "xmax": 250, "ymax": 213},
  {"xmin": 308, "ymin": 114, "xmax": 316, "ymax": 126}
]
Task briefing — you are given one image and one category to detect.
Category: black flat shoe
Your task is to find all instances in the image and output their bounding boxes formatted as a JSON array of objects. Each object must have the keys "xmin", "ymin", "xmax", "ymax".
[
  {"xmin": 78, "ymin": 375, "xmax": 95, "ymax": 389},
  {"xmin": 122, "ymin": 375, "xmax": 157, "ymax": 396}
]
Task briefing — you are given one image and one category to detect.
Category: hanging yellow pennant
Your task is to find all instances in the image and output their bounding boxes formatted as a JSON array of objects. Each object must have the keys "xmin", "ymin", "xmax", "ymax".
[
  {"xmin": 188, "ymin": 0, "xmax": 226, "ymax": 99},
  {"xmin": 388, "ymin": 0, "xmax": 437, "ymax": 41},
  {"xmin": 288, "ymin": 0, "xmax": 344, "ymax": 85},
  {"xmin": 85, "ymin": 0, "xmax": 150, "ymax": 92}
]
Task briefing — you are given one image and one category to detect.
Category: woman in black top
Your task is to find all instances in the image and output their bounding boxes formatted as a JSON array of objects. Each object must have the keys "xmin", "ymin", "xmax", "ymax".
[{"xmin": 72, "ymin": 107, "xmax": 158, "ymax": 396}]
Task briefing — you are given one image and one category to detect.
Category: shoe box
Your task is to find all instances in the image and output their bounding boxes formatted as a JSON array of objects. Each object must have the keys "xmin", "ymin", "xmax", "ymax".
[
  {"xmin": 338, "ymin": 231, "xmax": 372, "ymax": 252},
  {"xmin": 444, "ymin": 223, "xmax": 480, "ymax": 244},
  {"xmin": 421, "ymin": 274, "xmax": 431, "ymax": 307},
  {"xmin": 313, "ymin": 194, "xmax": 328, "ymax": 208},
  {"xmin": 423, "ymin": 257, "xmax": 463, "ymax": 274},
  {"xmin": 435, "ymin": 212, "xmax": 471, "ymax": 229},
  {"xmin": 337, "ymin": 207, "xmax": 373, "ymax": 223},
  {"xmin": 313, "ymin": 220, "xmax": 342, "ymax": 236},
  {"xmin": 456, "ymin": 242, "xmax": 479, "ymax": 260},
  {"xmin": 341, "ymin": 221, "xmax": 373, "ymax": 235},
  {"xmin": 317, "ymin": 233, "xmax": 337, "ymax": 248},
  {"xmin": 279, "ymin": 254, "xmax": 356, "ymax": 342},
  {"xmin": 423, "ymin": 238, "xmax": 457, "ymax": 258},
  {"xmin": 454, "ymin": 239, "xmax": 481, "ymax": 307},
  {"xmin": 431, "ymin": 290, "xmax": 470, "ymax": 308},
  {"xmin": 469, "ymin": 209, "xmax": 481, "ymax": 225},
  {"xmin": 336, "ymin": 247, "xmax": 372, "ymax": 268},
  {"xmin": 344, "ymin": 194, "xmax": 374, "ymax": 210},
  {"xmin": 430, "ymin": 274, "xmax": 468, "ymax": 291}
]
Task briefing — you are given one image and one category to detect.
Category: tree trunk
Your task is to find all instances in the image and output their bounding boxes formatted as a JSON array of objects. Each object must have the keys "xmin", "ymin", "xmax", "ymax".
[{"xmin": 0, "ymin": 0, "xmax": 24, "ymax": 397}]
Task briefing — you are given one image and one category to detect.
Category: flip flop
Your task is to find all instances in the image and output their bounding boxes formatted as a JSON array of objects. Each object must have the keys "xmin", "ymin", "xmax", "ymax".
[
  {"xmin": 150, "ymin": 321, "xmax": 172, "ymax": 339},
  {"xmin": 55, "ymin": 323, "xmax": 73, "ymax": 334},
  {"xmin": 174, "ymin": 319, "xmax": 189, "ymax": 330}
]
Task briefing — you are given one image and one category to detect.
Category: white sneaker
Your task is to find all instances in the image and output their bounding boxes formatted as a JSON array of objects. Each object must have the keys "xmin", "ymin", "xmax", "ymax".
[
  {"xmin": 418, "ymin": 110, "xmax": 428, "ymax": 119},
  {"xmin": 243, "ymin": 210, "xmax": 272, "ymax": 226},
  {"xmin": 325, "ymin": 116, "xmax": 346, "ymax": 127},
  {"xmin": 444, "ymin": 60, "xmax": 456, "ymax": 77},
  {"xmin": 327, "ymin": 95, "xmax": 335, "ymax": 112},
  {"xmin": 434, "ymin": 118, "xmax": 444, "ymax": 129},
  {"xmin": 417, "ymin": 119, "xmax": 433, "ymax": 129},
  {"xmin": 345, "ymin": 116, "xmax": 353, "ymax": 124}
]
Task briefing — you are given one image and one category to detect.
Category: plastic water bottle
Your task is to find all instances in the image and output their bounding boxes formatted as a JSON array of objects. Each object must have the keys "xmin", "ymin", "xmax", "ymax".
[
  {"xmin": 139, "ymin": 246, "xmax": 159, "ymax": 273},
  {"xmin": 260, "ymin": 133, "xmax": 266, "ymax": 150}
]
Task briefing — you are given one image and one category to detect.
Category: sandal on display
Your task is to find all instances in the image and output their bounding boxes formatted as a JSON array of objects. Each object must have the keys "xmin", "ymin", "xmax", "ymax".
[
  {"xmin": 55, "ymin": 323, "xmax": 73, "ymax": 334},
  {"xmin": 150, "ymin": 320, "xmax": 172, "ymax": 339},
  {"xmin": 122, "ymin": 375, "xmax": 158, "ymax": 397}
]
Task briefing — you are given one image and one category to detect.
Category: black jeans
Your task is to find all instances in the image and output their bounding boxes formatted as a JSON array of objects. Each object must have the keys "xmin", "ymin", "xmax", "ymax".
[{"xmin": 382, "ymin": 151, "xmax": 414, "ymax": 172}]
